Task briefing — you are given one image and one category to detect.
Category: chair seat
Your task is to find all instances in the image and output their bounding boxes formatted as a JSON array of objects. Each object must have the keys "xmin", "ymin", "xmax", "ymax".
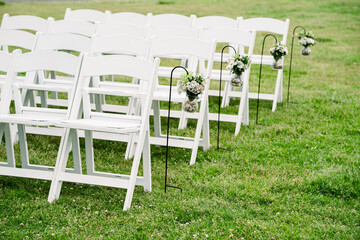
[
  {"xmin": 153, "ymin": 86, "xmax": 203, "ymax": 103},
  {"xmin": 55, "ymin": 119, "xmax": 141, "ymax": 134},
  {"xmin": 0, "ymin": 114, "xmax": 58, "ymax": 126}
]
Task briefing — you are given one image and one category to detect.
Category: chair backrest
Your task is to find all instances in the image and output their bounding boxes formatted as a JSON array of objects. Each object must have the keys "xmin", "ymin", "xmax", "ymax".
[
  {"xmin": 4, "ymin": 51, "xmax": 82, "ymax": 117},
  {"xmin": 104, "ymin": 11, "xmax": 148, "ymax": 27},
  {"xmin": 96, "ymin": 23, "xmax": 147, "ymax": 38},
  {"xmin": 198, "ymin": 28, "xmax": 256, "ymax": 56},
  {"xmin": 34, "ymin": 32, "xmax": 92, "ymax": 53},
  {"xmin": 147, "ymin": 13, "xmax": 196, "ymax": 28},
  {"xmin": 0, "ymin": 13, "xmax": 49, "ymax": 32},
  {"xmin": 238, "ymin": 18, "xmax": 290, "ymax": 44},
  {"xmin": 90, "ymin": 34, "xmax": 149, "ymax": 57},
  {"xmin": 64, "ymin": 8, "xmax": 106, "ymax": 23},
  {"xmin": 194, "ymin": 16, "xmax": 242, "ymax": 29},
  {"xmin": 69, "ymin": 54, "xmax": 160, "ymax": 124},
  {"xmin": 146, "ymin": 26, "xmax": 198, "ymax": 40},
  {"xmin": 0, "ymin": 29, "xmax": 37, "ymax": 51},
  {"xmin": 149, "ymin": 38, "xmax": 217, "ymax": 83},
  {"xmin": 46, "ymin": 19, "xmax": 97, "ymax": 37}
]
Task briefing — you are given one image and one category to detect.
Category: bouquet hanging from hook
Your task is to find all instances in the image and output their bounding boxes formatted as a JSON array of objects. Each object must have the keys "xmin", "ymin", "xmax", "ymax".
[
  {"xmin": 298, "ymin": 31, "xmax": 316, "ymax": 56},
  {"xmin": 269, "ymin": 42, "xmax": 288, "ymax": 70},
  {"xmin": 226, "ymin": 54, "xmax": 251, "ymax": 87},
  {"xmin": 177, "ymin": 72, "xmax": 206, "ymax": 113}
]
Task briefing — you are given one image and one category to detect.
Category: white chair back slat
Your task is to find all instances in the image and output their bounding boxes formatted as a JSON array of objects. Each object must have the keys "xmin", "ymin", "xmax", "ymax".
[
  {"xmin": 13, "ymin": 51, "xmax": 80, "ymax": 75},
  {"xmin": 239, "ymin": 18, "xmax": 290, "ymax": 42},
  {"xmin": 1, "ymin": 13, "xmax": 49, "ymax": 32},
  {"xmin": 146, "ymin": 26, "xmax": 198, "ymax": 40},
  {"xmin": 198, "ymin": 28, "xmax": 253, "ymax": 47},
  {"xmin": 195, "ymin": 16, "xmax": 241, "ymax": 29},
  {"xmin": 96, "ymin": 23, "xmax": 146, "ymax": 38},
  {"xmin": 0, "ymin": 51, "xmax": 12, "ymax": 72},
  {"xmin": 47, "ymin": 19, "xmax": 97, "ymax": 37},
  {"xmin": 80, "ymin": 54, "xmax": 155, "ymax": 80},
  {"xmin": 64, "ymin": 8, "xmax": 106, "ymax": 23},
  {"xmin": 35, "ymin": 32, "xmax": 92, "ymax": 53},
  {"xmin": 147, "ymin": 13, "xmax": 195, "ymax": 28},
  {"xmin": 105, "ymin": 12, "xmax": 148, "ymax": 26},
  {"xmin": 91, "ymin": 34, "xmax": 149, "ymax": 57},
  {"xmin": 150, "ymin": 38, "xmax": 213, "ymax": 60},
  {"xmin": 0, "ymin": 29, "xmax": 36, "ymax": 51}
]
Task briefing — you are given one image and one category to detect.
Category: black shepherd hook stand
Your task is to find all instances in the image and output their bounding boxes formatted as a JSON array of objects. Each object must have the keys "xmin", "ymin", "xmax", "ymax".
[
  {"xmin": 164, "ymin": 66, "xmax": 186, "ymax": 193},
  {"xmin": 256, "ymin": 34, "xmax": 278, "ymax": 125},
  {"xmin": 287, "ymin": 25, "xmax": 306, "ymax": 104},
  {"xmin": 217, "ymin": 45, "xmax": 237, "ymax": 151}
]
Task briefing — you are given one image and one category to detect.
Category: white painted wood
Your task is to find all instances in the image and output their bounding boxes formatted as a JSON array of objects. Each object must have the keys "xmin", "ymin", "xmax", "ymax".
[
  {"xmin": 64, "ymin": 8, "xmax": 106, "ymax": 23},
  {"xmin": 104, "ymin": 11, "xmax": 148, "ymax": 27}
]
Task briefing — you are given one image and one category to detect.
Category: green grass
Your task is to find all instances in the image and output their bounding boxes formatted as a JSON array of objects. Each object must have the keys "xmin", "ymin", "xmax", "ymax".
[{"xmin": 0, "ymin": 0, "xmax": 359, "ymax": 239}]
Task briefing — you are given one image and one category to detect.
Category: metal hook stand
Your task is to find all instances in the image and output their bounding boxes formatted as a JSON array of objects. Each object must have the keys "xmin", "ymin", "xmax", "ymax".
[
  {"xmin": 287, "ymin": 25, "xmax": 306, "ymax": 104},
  {"xmin": 164, "ymin": 66, "xmax": 187, "ymax": 193},
  {"xmin": 256, "ymin": 34, "xmax": 278, "ymax": 126},
  {"xmin": 217, "ymin": 45, "xmax": 237, "ymax": 151}
]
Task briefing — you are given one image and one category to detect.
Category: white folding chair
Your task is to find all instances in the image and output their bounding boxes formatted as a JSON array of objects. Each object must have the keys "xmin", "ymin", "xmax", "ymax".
[
  {"xmin": 196, "ymin": 28, "xmax": 256, "ymax": 135},
  {"xmin": 147, "ymin": 13, "xmax": 196, "ymax": 28},
  {"xmin": 148, "ymin": 37, "xmax": 216, "ymax": 165},
  {"xmin": 104, "ymin": 11, "xmax": 149, "ymax": 27},
  {"xmin": 0, "ymin": 50, "xmax": 83, "ymax": 180},
  {"xmin": 64, "ymin": 8, "xmax": 106, "ymax": 23},
  {"xmin": 238, "ymin": 18, "xmax": 290, "ymax": 112},
  {"xmin": 47, "ymin": 54, "xmax": 160, "ymax": 211}
]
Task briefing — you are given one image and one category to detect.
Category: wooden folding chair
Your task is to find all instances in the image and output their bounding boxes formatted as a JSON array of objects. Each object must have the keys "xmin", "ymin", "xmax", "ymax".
[
  {"xmin": 48, "ymin": 54, "xmax": 160, "ymax": 211},
  {"xmin": 104, "ymin": 11, "xmax": 149, "ymax": 27}
]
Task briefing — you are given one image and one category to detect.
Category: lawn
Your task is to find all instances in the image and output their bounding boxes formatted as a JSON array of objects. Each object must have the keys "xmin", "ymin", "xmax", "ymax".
[{"xmin": 0, "ymin": 0, "xmax": 359, "ymax": 239}]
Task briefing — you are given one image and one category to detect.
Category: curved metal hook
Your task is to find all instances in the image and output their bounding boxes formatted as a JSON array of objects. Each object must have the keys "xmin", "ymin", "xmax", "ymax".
[
  {"xmin": 164, "ymin": 66, "xmax": 188, "ymax": 193},
  {"xmin": 217, "ymin": 45, "xmax": 237, "ymax": 150},
  {"xmin": 256, "ymin": 34, "xmax": 278, "ymax": 125}
]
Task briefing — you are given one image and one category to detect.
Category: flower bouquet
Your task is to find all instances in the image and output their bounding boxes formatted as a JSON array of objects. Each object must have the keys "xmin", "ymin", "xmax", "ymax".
[
  {"xmin": 298, "ymin": 32, "xmax": 316, "ymax": 56},
  {"xmin": 269, "ymin": 42, "xmax": 288, "ymax": 70},
  {"xmin": 177, "ymin": 72, "xmax": 205, "ymax": 112},
  {"xmin": 226, "ymin": 54, "xmax": 251, "ymax": 87}
]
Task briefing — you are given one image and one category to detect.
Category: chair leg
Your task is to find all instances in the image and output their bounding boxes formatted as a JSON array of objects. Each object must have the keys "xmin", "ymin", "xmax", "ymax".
[
  {"xmin": 278, "ymin": 70, "xmax": 283, "ymax": 103},
  {"xmin": 189, "ymin": 98, "xmax": 207, "ymax": 165},
  {"xmin": 4, "ymin": 123, "xmax": 15, "ymax": 167},
  {"xmin": 71, "ymin": 130, "xmax": 82, "ymax": 174},
  {"xmin": 235, "ymin": 79, "xmax": 249, "ymax": 136},
  {"xmin": 48, "ymin": 129, "xmax": 75, "ymax": 203},
  {"xmin": 142, "ymin": 131, "xmax": 151, "ymax": 192},
  {"xmin": 221, "ymin": 81, "xmax": 229, "ymax": 108},
  {"xmin": 152, "ymin": 100, "xmax": 162, "ymax": 137},
  {"xmin": 272, "ymin": 69, "xmax": 282, "ymax": 112},
  {"xmin": 84, "ymin": 130, "xmax": 95, "ymax": 175},
  {"xmin": 10, "ymin": 124, "xmax": 18, "ymax": 145},
  {"xmin": 123, "ymin": 129, "xmax": 147, "ymax": 211},
  {"xmin": 202, "ymin": 102, "xmax": 210, "ymax": 151},
  {"xmin": 17, "ymin": 124, "xmax": 30, "ymax": 168}
]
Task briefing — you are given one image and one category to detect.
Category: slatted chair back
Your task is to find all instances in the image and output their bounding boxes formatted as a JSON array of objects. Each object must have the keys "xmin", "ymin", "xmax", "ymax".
[
  {"xmin": 46, "ymin": 19, "xmax": 97, "ymax": 37},
  {"xmin": 194, "ymin": 16, "xmax": 242, "ymax": 30},
  {"xmin": 95, "ymin": 23, "xmax": 147, "ymax": 38},
  {"xmin": 104, "ymin": 11, "xmax": 149, "ymax": 27},
  {"xmin": 0, "ymin": 29, "xmax": 36, "ymax": 52},
  {"xmin": 147, "ymin": 13, "xmax": 196, "ymax": 28},
  {"xmin": 64, "ymin": 8, "xmax": 106, "ymax": 23}
]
